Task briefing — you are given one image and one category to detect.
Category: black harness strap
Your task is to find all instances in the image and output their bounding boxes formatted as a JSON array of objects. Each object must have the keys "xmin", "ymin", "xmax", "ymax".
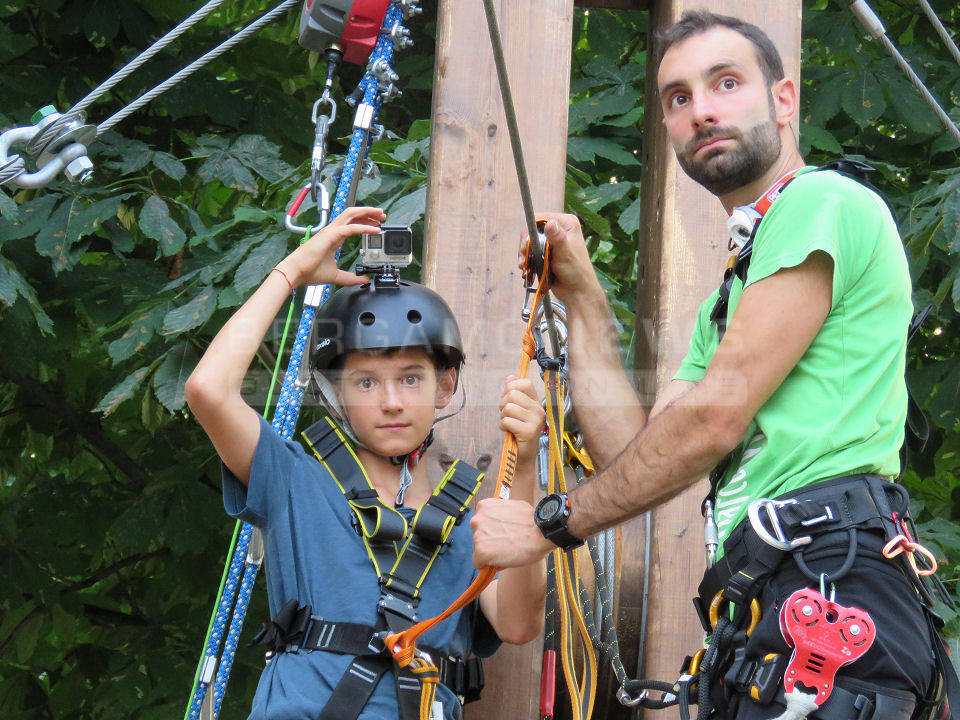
[{"xmin": 297, "ymin": 417, "xmax": 483, "ymax": 720}]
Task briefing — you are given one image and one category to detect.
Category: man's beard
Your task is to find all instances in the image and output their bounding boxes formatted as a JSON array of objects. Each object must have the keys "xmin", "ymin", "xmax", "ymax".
[{"xmin": 676, "ymin": 113, "xmax": 781, "ymax": 196}]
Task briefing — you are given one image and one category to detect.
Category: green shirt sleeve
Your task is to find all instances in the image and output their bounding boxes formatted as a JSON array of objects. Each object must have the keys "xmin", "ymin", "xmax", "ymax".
[
  {"xmin": 674, "ymin": 290, "xmax": 720, "ymax": 383},
  {"xmin": 744, "ymin": 169, "xmax": 889, "ymax": 309}
]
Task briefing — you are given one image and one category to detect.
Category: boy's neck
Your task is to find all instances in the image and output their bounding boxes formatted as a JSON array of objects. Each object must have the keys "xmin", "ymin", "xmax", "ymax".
[{"xmin": 356, "ymin": 446, "xmax": 434, "ymax": 508}]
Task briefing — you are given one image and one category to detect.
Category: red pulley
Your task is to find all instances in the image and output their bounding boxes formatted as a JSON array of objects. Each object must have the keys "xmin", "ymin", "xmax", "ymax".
[{"xmin": 298, "ymin": 0, "xmax": 391, "ymax": 65}]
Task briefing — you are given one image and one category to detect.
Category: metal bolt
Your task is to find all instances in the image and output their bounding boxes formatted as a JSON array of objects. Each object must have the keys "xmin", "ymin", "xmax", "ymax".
[
  {"xmin": 30, "ymin": 105, "xmax": 59, "ymax": 125},
  {"xmin": 849, "ymin": 624, "xmax": 861, "ymax": 636},
  {"xmin": 400, "ymin": 0, "xmax": 422, "ymax": 18},
  {"xmin": 64, "ymin": 156, "xmax": 94, "ymax": 184},
  {"xmin": 802, "ymin": 605, "xmax": 814, "ymax": 616}
]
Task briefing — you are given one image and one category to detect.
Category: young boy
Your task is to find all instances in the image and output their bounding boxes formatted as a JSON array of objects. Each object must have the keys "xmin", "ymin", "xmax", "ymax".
[{"xmin": 185, "ymin": 206, "xmax": 546, "ymax": 720}]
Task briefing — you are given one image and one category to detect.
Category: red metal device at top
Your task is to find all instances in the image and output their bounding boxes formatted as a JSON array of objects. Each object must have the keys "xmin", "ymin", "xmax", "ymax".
[{"xmin": 299, "ymin": 0, "xmax": 392, "ymax": 65}]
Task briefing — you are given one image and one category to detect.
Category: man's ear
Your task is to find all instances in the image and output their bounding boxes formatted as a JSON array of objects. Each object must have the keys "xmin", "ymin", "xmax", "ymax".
[
  {"xmin": 434, "ymin": 367, "xmax": 457, "ymax": 410},
  {"xmin": 771, "ymin": 77, "xmax": 798, "ymax": 129}
]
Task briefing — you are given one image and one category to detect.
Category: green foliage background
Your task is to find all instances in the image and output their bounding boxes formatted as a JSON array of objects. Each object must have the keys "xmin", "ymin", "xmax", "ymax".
[{"xmin": 0, "ymin": 1, "xmax": 957, "ymax": 717}]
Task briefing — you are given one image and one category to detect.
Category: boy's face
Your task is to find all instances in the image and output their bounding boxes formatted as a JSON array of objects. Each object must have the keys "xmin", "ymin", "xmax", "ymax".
[{"xmin": 337, "ymin": 347, "xmax": 456, "ymax": 457}]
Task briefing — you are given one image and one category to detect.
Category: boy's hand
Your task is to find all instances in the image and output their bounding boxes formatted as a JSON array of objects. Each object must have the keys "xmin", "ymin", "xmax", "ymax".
[
  {"xmin": 277, "ymin": 206, "xmax": 386, "ymax": 287},
  {"xmin": 499, "ymin": 376, "xmax": 544, "ymax": 468}
]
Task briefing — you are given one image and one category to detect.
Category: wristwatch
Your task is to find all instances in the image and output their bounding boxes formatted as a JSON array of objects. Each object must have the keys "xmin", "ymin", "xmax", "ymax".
[{"xmin": 534, "ymin": 492, "xmax": 585, "ymax": 551}]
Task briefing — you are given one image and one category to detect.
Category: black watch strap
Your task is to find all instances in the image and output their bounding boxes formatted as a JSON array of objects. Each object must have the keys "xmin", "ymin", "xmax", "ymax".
[{"xmin": 535, "ymin": 493, "xmax": 584, "ymax": 552}]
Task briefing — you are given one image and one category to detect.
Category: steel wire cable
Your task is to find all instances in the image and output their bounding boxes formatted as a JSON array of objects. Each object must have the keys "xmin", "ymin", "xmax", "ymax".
[
  {"xmin": 849, "ymin": 0, "xmax": 960, "ymax": 145},
  {"xmin": 916, "ymin": 0, "xmax": 960, "ymax": 69},
  {"xmin": 69, "ymin": 0, "xmax": 230, "ymax": 115},
  {"xmin": 96, "ymin": 0, "xmax": 299, "ymax": 136}
]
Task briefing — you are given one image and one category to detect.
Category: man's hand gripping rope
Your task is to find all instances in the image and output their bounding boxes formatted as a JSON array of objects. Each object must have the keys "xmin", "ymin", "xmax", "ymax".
[{"xmin": 382, "ymin": 230, "xmax": 554, "ymax": 669}]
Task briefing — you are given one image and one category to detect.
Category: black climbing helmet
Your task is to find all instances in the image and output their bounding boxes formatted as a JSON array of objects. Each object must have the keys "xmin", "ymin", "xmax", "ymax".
[{"xmin": 311, "ymin": 280, "xmax": 465, "ymax": 377}]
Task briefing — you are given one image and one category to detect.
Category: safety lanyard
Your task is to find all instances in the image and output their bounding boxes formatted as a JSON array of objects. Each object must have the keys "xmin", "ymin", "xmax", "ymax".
[{"xmin": 383, "ymin": 241, "xmax": 553, "ymax": 667}]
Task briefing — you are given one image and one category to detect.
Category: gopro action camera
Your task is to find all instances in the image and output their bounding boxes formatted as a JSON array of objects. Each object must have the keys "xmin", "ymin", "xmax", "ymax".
[{"xmin": 360, "ymin": 225, "xmax": 413, "ymax": 268}]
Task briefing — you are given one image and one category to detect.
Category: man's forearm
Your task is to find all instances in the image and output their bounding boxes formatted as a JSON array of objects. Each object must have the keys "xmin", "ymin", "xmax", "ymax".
[
  {"xmin": 565, "ymin": 387, "xmax": 734, "ymax": 539},
  {"xmin": 564, "ymin": 285, "xmax": 647, "ymax": 468}
]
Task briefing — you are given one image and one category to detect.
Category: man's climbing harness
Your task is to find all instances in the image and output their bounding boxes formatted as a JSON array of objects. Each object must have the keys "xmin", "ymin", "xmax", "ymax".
[
  {"xmin": 611, "ymin": 160, "xmax": 960, "ymax": 720},
  {"xmin": 181, "ymin": 4, "xmax": 422, "ymax": 720}
]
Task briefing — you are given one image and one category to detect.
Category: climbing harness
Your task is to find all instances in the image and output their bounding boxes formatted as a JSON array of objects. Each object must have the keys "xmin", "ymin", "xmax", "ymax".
[
  {"xmin": 247, "ymin": 415, "xmax": 485, "ymax": 720},
  {"xmin": 184, "ymin": 4, "xmax": 419, "ymax": 720},
  {"xmin": 617, "ymin": 159, "xmax": 959, "ymax": 720}
]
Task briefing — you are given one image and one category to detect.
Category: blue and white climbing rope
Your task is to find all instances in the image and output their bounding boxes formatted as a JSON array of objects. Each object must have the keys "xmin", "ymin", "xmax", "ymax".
[{"xmin": 185, "ymin": 5, "xmax": 409, "ymax": 719}]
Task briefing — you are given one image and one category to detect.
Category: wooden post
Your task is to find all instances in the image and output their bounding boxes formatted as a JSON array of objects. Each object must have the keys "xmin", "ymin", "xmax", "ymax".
[
  {"xmin": 633, "ymin": 2, "xmax": 802, "ymax": 713},
  {"xmin": 421, "ymin": 0, "xmax": 574, "ymax": 717}
]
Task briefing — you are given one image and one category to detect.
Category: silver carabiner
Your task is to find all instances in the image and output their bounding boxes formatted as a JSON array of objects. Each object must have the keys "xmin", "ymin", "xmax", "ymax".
[
  {"xmin": 747, "ymin": 498, "xmax": 812, "ymax": 551},
  {"xmin": 285, "ymin": 182, "xmax": 330, "ymax": 235}
]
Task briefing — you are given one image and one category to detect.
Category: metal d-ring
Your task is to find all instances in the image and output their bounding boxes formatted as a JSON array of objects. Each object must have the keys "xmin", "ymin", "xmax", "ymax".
[{"xmin": 747, "ymin": 498, "xmax": 813, "ymax": 551}]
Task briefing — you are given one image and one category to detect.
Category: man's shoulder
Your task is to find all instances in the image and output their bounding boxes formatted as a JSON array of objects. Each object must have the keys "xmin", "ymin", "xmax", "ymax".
[{"xmin": 783, "ymin": 166, "xmax": 885, "ymax": 209}]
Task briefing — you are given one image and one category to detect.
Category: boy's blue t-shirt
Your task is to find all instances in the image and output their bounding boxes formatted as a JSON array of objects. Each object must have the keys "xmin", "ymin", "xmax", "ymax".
[{"xmin": 222, "ymin": 415, "xmax": 500, "ymax": 720}]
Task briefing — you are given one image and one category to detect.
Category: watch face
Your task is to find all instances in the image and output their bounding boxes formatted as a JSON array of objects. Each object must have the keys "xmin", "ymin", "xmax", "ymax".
[{"xmin": 538, "ymin": 496, "xmax": 562, "ymax": 522}]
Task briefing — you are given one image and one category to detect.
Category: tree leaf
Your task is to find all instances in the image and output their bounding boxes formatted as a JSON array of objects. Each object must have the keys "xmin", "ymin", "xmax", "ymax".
[
  {"xmin": 386, "ymin": 185, "xmax": 427, "ymax": 226},
  {"xmin": 198, "ymin": 151, "xmax": 258, "ymax": 194},
  {"xmin": 840, "ymin": 71, "xmax": 886, "ymax": 127},
  {"xmin": 800, "ymin": 123, "xmax": 843, "ymax": 155},
  {"xmin": 161, "ymin": 286, "xmax": 217, "ymax": 335},
  {"xmin": 930, "ymin": 365, "xmax": 960, "ymax": 429},
  {"xmin": 0, "ymin": 194, "xmax": 57, "ymax": 242},
  {"xmin": 0, "ymin": 257, "xmax": 53, "ymax": 333},
  {"xmin": 151, "ymin": 151, "xmax": 186, "ymax": 181},
  {"xmin": 94, "ymin": 365, "xmax": 150, "ymax": 415},
  {"xmin": 617, "ymin": 194, "xmax": 643, "ymax": 236},
  {"xmin": 69, "ymin": 195, "xmax": 128, "ymax": 244},
  {"xmin": 35, "ymin": 200, "xmax": 80, "ymax": 273},
  {"xmin": 108, "ymin": 304, "xmax": 170, "ymax": 364},
  {"xmin": 152, "ymin": 342, "xmax": 199, "ymax": 412},
  {"xmin": 942, "ymin": 189, "xmax": 960, "ymax": 255},
  {"xmin": 139, "ymin": 196, "xmax": 187, "ymax": 256},
  {"xmin": 567, "ymin": 137, "xmax": 640, "ymax": 165},
  {"xmin": 0, "ymin": 187, "xmax": 19, "ymax": 222},
  {"xmin": 233, "ymin": 234, "xmax": 288, "ymax": 296}
]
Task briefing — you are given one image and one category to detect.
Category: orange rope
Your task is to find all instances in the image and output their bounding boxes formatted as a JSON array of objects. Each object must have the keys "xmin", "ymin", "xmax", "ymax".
[{"xmin": 385, "ymin": 243, "xmax": 551, "ymax": 667}]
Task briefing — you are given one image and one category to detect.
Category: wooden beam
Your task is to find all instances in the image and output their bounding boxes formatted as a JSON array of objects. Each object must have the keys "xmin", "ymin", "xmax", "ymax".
[
  {"xmin": 633, "ymin": 0, "xmax": 802, "ymax": 709},
  {"xmin": 574, "ymin": 0, "xmax": 649, "ymax": 9},
  {"xmin": 422, "ymin": 0, "xmax": 574, "ymax": 717}
]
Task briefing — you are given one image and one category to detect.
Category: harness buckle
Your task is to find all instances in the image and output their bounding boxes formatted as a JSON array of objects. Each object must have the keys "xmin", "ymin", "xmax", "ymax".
[
  {"xmin": 747, "ymin": 498, "xmax": 812, "ymax": 551},
  {"xmin": 367, "ymin": 630, "xmax": 389, "ymax": 655}
]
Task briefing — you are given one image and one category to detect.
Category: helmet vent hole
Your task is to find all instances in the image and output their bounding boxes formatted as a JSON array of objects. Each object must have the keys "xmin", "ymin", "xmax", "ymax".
[
  {"xmin": 359, "ymin": 311, "xmax": 376, "ymax": 326},
  {"xmin": 407, "ymin": 310, "xmax": 422, "ymax": 324}
]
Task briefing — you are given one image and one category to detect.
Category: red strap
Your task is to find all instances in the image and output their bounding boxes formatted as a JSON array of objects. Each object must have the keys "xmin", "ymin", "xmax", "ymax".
[{"xmin": 753, "ymin": 167, "xmax": 804, "ymax": 216}]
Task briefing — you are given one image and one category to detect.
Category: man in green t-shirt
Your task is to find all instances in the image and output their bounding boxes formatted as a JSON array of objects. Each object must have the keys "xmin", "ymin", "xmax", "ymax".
[{"xmin": 470, "ymin": 9, "xmax": 955, "ymax": 720}]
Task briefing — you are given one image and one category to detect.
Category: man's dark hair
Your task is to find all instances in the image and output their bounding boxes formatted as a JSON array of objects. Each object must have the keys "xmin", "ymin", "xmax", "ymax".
[{"xmin": 657, "ymin": 10, "xmax": 785, "ymax": 87}]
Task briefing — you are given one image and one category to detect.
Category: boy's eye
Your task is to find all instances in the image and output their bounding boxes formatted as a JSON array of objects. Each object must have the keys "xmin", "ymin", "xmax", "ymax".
[
  {"xmin": 401, "ymin": 374, "xmax": 421, "ymax": 387},
  {"xmin": 357, "ymin": 378, "xmax": 375, "ymax": 390}
]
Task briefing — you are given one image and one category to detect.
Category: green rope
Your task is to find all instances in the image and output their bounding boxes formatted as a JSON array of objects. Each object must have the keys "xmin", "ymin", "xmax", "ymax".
[
  {"xmin": 262, "ymin": 225, "xmax": 312, "ymax": 416},
  {"xmin": 183, "ymin": 520, "xmax": 242, "ymax": 720}
]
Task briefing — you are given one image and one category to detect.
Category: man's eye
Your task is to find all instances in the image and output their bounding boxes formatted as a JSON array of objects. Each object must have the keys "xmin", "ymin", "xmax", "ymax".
[
  {"xmin": 720, "ymin": 78, "xmax": 738, "ymax": 91},
  {"xmin": 670, "ymin": 94, "xmax": 689, "ymax": 109}
]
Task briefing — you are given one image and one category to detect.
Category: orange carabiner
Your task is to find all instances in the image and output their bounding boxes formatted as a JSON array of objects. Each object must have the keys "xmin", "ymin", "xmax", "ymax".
[{"xmin": 882, "ymin": 534, "xmax": 938, "ymax": 576}]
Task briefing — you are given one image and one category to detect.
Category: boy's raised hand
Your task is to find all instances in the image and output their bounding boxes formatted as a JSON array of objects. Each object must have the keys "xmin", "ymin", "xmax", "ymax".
[
  {"xmin": 499, "ymin": 376, "xmax": 545, "ymax": 468},
  {"xmin": 277, "ymin": 206, "xmax": 386, "ymax": 288}
]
